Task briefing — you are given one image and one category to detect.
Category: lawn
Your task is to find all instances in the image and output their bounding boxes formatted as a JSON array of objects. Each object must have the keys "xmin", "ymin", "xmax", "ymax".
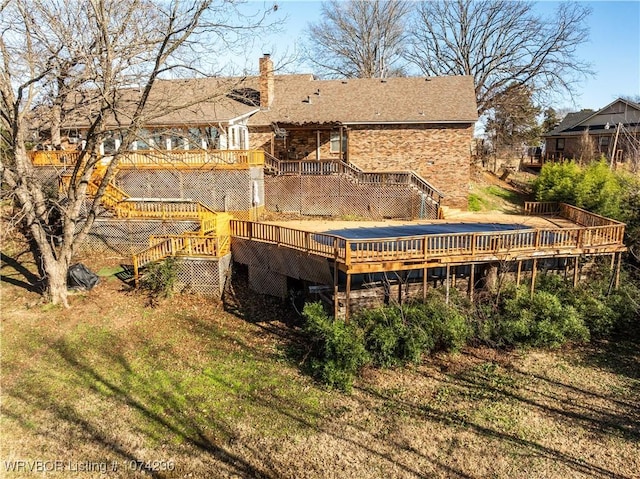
[{"xmin": 1, "ymin": 251, "xmax": 639, "ymax": 478}]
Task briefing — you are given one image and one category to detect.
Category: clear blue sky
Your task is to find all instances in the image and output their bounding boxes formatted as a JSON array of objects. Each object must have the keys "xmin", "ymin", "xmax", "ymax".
[{"xmin": 238, "ymin": 0, "xmax": 640, "ymax": 112}]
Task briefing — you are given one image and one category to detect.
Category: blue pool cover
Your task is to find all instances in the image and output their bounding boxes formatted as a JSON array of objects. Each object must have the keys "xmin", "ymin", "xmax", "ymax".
[{"xmin": 322, "ymin": 222, "xmax": 530, "ymax": 239}]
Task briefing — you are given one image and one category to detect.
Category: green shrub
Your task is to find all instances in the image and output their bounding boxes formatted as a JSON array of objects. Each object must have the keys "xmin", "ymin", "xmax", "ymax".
[
  {"xmin": 302, "ymin": 302, "xmax": 369, "ymax": 392},
  {"xmin": 141, "ymin": 257, "xmax": 178, "ymax": 300},
  {"xmin": 358, "ymin": 307, "xmax": 405, "ymax": 367},
  {"xmin": 574, "ymin": 160, "xmax": 623, "ymax": 218},
  {"xmin": 354, "ymin": 298, "xmax": 472, "ymax": 367},
  {"xmin": 534, "ymin": 161, "xmax": 581, "ymax": 204},
  {"xmin": 498, "ymin": 289, "xmax": 589, "ymax": 348}
]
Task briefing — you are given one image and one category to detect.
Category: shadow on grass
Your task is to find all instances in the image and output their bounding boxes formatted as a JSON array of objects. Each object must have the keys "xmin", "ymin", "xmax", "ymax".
[
  {"xmin": 222, "ymin": 264, "xmax": 303, "ymax": 342},
  {"xmin": 3, "ymin": 333, "xmax": 282, "ymax": 478},
  {"xmin": 0, "ymin": 250, "xmax": 43, "ymax": 293},
  {"xmin": 2, "ymin": 309, "xmax": 475, "ymax": 478}
]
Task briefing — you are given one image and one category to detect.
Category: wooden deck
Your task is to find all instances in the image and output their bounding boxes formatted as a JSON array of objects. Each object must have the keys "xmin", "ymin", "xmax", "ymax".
[
  {"xmin": 230, "ymin": 203, "xmax": 626, "ymax": 275},
  {"xmin": 29, "ymin": 149, "xmax": 264, "ymax": 169}
]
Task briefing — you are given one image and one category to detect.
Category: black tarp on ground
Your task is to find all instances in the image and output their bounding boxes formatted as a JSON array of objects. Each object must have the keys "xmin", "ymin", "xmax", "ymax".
[{"xmin": 67, "ymin": 263, "xmax": 99, "ymax": 290}]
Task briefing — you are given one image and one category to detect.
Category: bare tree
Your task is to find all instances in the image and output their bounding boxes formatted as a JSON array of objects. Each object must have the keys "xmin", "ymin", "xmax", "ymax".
[
  {"xmin": 304, "ymin": 0, "xmax": 411, "ymax": 78},
  {"xmin": 577, "ymin": 128, "xmax": 596, "ymax": 164},
  {"xmin": 0, "ymin": 0, "xmax": 276, "ymax": 306},
  {"xmin": 485, "ymin": 84, "xmax": 541, "ymax": 156},
  {"xmin": 407, "ymin": 0, "xmax": 592, "ymax": 114}
]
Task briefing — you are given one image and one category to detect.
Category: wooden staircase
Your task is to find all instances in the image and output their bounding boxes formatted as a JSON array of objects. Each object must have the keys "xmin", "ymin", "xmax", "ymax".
[
  {"xmin": 61, "ymin": 165, "xmax": 232, "ymax": 285},
  {"xmin": 263, "ymin": 152, "xmax": 444, "ymax": 219}
]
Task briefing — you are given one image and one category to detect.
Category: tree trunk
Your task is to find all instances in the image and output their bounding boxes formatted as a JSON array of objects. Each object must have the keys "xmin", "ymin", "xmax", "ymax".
[
  {"xmin": 43, "ymin": 257, "xmax": 70, "ymax": 307},
  {"xmin": 482, "ymin": 263, "xmax": 499, "ymax": 293},
  {"xmin": 51, "ymin": 103, "xmax": 62, "ymax": 149}
]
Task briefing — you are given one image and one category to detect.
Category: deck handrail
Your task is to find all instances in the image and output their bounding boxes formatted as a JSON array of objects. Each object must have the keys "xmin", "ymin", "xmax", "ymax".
[
  {"xmin": 132, "ymin": 233, "xmax": 226, "ymax": 283},
  {"xmin": 559, "ymin": 203, "xmax": 626, "ymax": 227},
  {"xmin": 230, "ymin": 219, "xmax": 625, "ymax": 267},
  {"xmin": 30, "ymin": 150, "xmax": 82, "ymax": 166},
  {"xmin": 263, "ymin": 155, "xmax": 444, "ymax": 213},
  {"xmin": 524, "ymin": 202, "xmax": 626, "ymax": 228},
  {"xmin": 523, "ymin": 201, "xmax": 560, "ymax": 215},
  {"xmin": 29, "ymin": 148, "xmax": 264, "ymax": 168}
]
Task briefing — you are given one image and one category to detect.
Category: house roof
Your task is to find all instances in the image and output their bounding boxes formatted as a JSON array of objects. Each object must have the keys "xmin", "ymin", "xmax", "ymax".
[
  {"xmin": 61, "ymin": 73, "xmax": 478, "ymax": 130},
  {"xmin": 547, "ymin": 110, "xmax": 595, "ymax": 136},
  {"xmin": 248, "ymin": 74, "xmax": 478, "ymax": 126},
  {"xmin": 545, "ymin": 98, "xmax": 640, "ymax": 137},
  {"xmin": 63, "ymin": 77, "xmax": 262, "ymax": 129}
]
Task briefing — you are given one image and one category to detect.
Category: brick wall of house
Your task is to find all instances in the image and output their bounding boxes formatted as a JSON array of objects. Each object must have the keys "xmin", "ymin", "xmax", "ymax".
[
  {"xmin": 347, "ymin": 124, "xmax": 473, "ymax": 209},
  {"xmin": 251, "ymin": 127, "xmax": 342, "ymax": 161},
  {"xmin": 250, "ymin": 123, "xmax": 473, "ymax": 209}
]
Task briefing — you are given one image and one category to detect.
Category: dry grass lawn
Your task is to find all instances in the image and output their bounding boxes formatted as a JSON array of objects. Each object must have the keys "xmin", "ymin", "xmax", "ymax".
[{"xmin": 1, "ymin": 245, "xmax": 639, "ymax": 478}]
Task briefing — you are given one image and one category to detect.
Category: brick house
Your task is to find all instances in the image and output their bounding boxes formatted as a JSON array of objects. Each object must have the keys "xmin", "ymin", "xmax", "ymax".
[
  {"xmin": 544, "ymin": 98, "xmax": 640, "ymax": 164},
  {"xmin": 58, "ymin": 55, "xmax": 478, "ymax": 209},
  {"xmin": 248, "ymin": 55, "xmax": 477, "ymax": 209}
]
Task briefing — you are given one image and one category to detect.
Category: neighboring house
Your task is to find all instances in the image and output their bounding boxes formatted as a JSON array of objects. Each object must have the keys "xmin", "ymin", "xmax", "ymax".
[
  {"xmin": 544, "ymin": 98, "xmax": 640, "ymax": 164},
  {"xmin": 59, "ymin": 55, "xmax": 478, "ymax": 208}
]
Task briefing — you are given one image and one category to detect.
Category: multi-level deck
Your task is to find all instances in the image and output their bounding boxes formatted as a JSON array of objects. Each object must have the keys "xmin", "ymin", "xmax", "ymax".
[{"xmin": 30, "ymin": 149, "xmax": 627, "ymax": 311}]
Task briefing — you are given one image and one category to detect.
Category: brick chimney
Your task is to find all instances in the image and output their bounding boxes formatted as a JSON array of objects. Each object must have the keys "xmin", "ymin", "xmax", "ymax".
[{"xmin": 259, "ymin": 54, "xmax": 274, "ymax": 109}]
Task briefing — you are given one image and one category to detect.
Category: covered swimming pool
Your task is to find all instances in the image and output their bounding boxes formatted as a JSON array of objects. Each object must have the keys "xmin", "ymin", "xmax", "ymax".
[{"xmin": 322, "ymin": 222, "xmax": 530, "ymax": 239}]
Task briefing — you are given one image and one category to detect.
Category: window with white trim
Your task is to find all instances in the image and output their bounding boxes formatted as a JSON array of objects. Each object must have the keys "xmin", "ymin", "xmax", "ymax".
[{"xmin": 330, "ymin": 131, "xmax": 347, "ymax": 153}]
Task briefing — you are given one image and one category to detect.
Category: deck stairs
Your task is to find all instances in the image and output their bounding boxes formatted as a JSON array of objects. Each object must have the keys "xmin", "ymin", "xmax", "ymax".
[
  {"xmin": 263, "ymin": 152, "xmax": 444, "ymax": 219},
  {"xmin": 60, "ymin": 165, "xmax": 231, "ymax": 283}
]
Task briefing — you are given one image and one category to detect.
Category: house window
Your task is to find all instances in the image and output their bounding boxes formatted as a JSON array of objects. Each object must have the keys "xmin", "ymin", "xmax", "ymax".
[
  {"xmin": 599, "ymin": 136, "xmax": 610, "ymax": 151},
  {"xmin": 228, "ymin": 125, "xmax": 249, "ymax": 150},
  {"xmin": 167, "ymin": 130, "xmax": 185, "ymax": 150},
  {"xmin": 102, "ymin": 135, "xmax": 120, "ymax": 155},
  {"xmin": 135, "ymin": 129, "xmax": 151, "ymax": 150},
  {"xmin": 330, "ymin": 131, "xmax": 347, "ymax": 153},
  {"xmin": 556, "ymin": 138, "xmax": 565, "ymax": 151}
]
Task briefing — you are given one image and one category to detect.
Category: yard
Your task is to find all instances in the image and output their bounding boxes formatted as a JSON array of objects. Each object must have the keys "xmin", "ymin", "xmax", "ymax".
[{"xmin": 1, "ymin": 245, "xmax": 638, "ymax": 478}]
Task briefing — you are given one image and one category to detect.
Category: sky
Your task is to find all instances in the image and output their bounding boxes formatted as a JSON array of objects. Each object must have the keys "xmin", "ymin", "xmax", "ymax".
[{"xmin": 235, "ymin": 0, "xmax": 640, "ymax": 112}]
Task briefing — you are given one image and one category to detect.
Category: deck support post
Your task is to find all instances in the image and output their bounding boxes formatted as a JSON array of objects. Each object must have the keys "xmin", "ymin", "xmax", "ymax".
[
  {"xmin": 573, "ymin": 256, "xmax": 580, "ymax": 288},
  {"xmin": 516, "ymin": 260, "xmax": 522, "ymax": 287},
  {"xmin": 610, "ymin": 253, "xmax": 616, "ymax": 271},
  {"xmin": 333, "ymin": 261, "xmax": 339, "ymax": 319},
  {"xmin": 468, "ymin": 264, "xmax": 475, "ymax": 301},
  {"xmin": 445, "ymin": 264, "xmax": 450, "ymax": 305},
  {"xmin": 422, "ymin": 267, "xmax": 428, "ymax": 301},
  {"xmin": 345, "ymin": 272, "xmax": 351, "ymax": 322},
  {"xmin": 615, "ymin": 252, "xmax": 622, "ymax": 289},
  {"xmin": 397, "ymin": 273, "xmax": 403, "ymax": 306},
  {"xmin": 530, "ymin": 258, "xmax": 538, "ymax": 298}
]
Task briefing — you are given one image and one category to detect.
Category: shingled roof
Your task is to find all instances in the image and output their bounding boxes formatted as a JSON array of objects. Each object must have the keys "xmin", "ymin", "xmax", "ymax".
[
  {"xmin": 248, "ymin": 74, "xmax": 478, "ymax": 126},
  {"xmin": 61, "ymin": 72, "xmax": 477, "ymax": 129},
  {"xmin": 546, "ymin": 109, "xmax": 595, "ymax": 136}
]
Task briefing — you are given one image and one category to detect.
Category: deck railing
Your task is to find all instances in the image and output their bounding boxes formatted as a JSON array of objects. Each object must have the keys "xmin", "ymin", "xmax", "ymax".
[
  {"xmin": 29, "ymin": 149, "xmax": 264, "ymax": 169},
  {"xmin": 230, "ymin": 215, "xmax": 625, "ymax": 268},
  {"xmin": 559, "ymin": 203, "xmax": 625, "ymax": 228},
  {"xmin": 264, "ymin": 155, "xmax": 444, "ymax": 212},
  {"xmin": 524, "ymin": 202, "xmax": 626, "ymax": 244},
  {"xmin": 118, "ymin": 149, "xmax": 264, "ymax": 168},
  {"xmin": 132, "ymin": 234, "xmax": 226, "ymax": 282},
  {"xmin": 30, "ymin": 150, "xmax": 83, "ymax": 166},
  {"xmin": 523, "ymin": 201, "xmax": 560, "ymax": 216}
]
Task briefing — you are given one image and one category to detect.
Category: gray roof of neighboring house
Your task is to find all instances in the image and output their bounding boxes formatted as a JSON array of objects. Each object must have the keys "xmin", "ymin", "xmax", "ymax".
[
  {"xmin": 546, "ymin": 110, "xmax": 595, "ymax": 136},
  {"xmin": 545, "ymin": 98, "xmax": 640, "ymax": 137}
]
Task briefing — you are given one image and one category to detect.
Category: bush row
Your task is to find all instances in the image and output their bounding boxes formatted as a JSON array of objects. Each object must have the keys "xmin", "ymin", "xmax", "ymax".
[{"xmin": 300, "ymin": 268, "xmax": 639, "ymax": 391}]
